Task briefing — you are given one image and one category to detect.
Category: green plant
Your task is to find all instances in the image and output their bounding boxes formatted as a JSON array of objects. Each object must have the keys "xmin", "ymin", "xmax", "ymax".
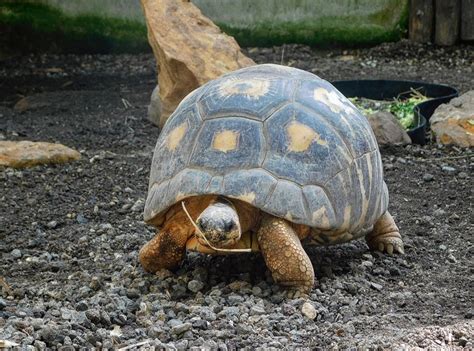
[{"xmin": 350, "ymin": 89, "xmax": 428, "ymax": 130}]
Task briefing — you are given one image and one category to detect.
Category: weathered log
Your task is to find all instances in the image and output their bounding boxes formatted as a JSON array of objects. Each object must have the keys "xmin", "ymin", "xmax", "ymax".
[
  {"xmin": 435, "ymin": 0, "xmax": 460, "ymax": 46},
  {"xmin": 461, "ymin": 0, "xmax": 474, "ymax": 40},
  {"xmin": 409, "ymin": 0, "xmax": 434, "ymax": 43}
]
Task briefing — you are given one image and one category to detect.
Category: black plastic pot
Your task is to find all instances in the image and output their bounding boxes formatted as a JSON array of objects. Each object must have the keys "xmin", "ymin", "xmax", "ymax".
[{"xmin": 331, "ymin": 80, "xmax": 459, "ymax": 145}]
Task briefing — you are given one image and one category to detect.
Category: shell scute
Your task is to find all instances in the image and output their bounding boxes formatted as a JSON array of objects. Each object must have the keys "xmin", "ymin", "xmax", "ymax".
[
  {"xmin": 262, "ymin": 104, "xmax": 351, "ymax": 185},
  {"xmin": 223, "ymin": 169, "xmax": 277, "ymax": 207},
  {"xmin": 189, "ymin": 117, "xmax": 265, "ymax": 173},
  {"xmin": 149, "ymin": 106, "xmax": 201, "ymax": 189},
  {"xmin": 199, "ymin": 75, "xmax": 294, "ymax": 121},
  {"xmin": 295, "ymin": 79, "xmax": 376, "ymax": 157}
]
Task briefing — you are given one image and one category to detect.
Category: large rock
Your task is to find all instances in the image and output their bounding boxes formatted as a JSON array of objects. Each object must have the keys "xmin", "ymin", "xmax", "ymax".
[
  {"xmin": 0, "ymin": 141, "xmax": 81, "ymax": 168},
  {"xmin": 141, "ymin": 0, "xmax": 255, "ymax": 128},
  {"xmin": 431, "ymin": 91, "xmax": 474, "ymax": 147},
  {"xmin": 366, "ymin": 111, "xmax": 412, "ymax": 145}
]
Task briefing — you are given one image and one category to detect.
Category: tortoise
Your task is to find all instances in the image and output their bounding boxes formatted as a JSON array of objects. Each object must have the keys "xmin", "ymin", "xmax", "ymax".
[{"xmin": 140, "ymin": 64, "xmax": 404, "ymax": 293}]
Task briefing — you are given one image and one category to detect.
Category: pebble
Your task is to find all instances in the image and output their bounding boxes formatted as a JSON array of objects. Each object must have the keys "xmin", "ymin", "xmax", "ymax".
[
  {"xmin": 441, "ymin": 165, "xmax": 456, "ymax": 173},
  {"xmin": 458, "ymin": 171, "xmax": 468, "ymax": 179},
  {"xmin": 46, "ymin": 220, "xmax": 58, "ymax": 229},
  {"xmin": 85, "ymin": 309, "xmax": 101, "ymax": 325},
  {"xmin": 370, "ymin": 282, "xmax": 383, "ymax": 291},
  {"xmin": 199, "ymin": 307, "xmax": 217, "ymax": 321},
  {"xmin": 361, "ymin": 260, "xmax": 373, "ymax": 268},
  {"xmin": 423, "ymin": 173, "xmax": 435, "ymax": 182},
  {"xmin": 389, "ymin": 267, "xmax": 401, "ymax": 276},
  {"xmin": 301, "ymin": 302, "xmax": 317, "ymax": 320},
  {"xmin": 0, "ymin": 298, "xmax": 6, "ymax": 310},
  {"xmin": 10, "ymin": 249, "xmax": 22, "ymax": 258},
  {"xmin": 76, "ymin": 213, "xmax": 88, "ymax": 224},
  {"xmin": 188, "ymin": 280, "xmax": 204, "ymax": 293},
  {"xmin": 227, "ymin": 294, "xmax": 245, "ymax": 305},
  {"xmin": 250, "ymin": 305, "xmax": 266, "ymax": 315},
  {"xmin": 171, "ymin": 322, "xmax": 192, "ymax": 335},
  {"xmin": 447, "ymin": 253, "xmax": 457, "ymax": 263},
  {"xmin": 34, "ymin": 340, "xmax": 47, "ymax": 350},
  {"xmin": 131, "ymin": 199, "xmax": 145, "ymax": 212},
  {"xmin": 220, "ymin": 306, "xmax": 240, "ymax": 318}
]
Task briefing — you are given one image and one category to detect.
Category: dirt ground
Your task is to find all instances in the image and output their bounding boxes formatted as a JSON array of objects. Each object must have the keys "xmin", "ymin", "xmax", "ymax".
[{"xmin": 1, "ymin": 41, "xmax": 473, "ymax": 349}]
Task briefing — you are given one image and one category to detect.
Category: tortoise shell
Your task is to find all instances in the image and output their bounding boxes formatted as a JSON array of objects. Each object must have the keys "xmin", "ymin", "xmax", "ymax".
[{"xmin": 145, "ymin": 64, "xmax": 388, "ymax": 238}]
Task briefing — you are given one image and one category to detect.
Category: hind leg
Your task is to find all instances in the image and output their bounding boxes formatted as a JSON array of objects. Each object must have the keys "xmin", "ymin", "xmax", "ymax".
[
  {"xmin": 366, "ymin": 211, "xmax": 404, "ymax": 255},
  {"xmin": 257, "ymin": 215, "xmax": 315, "ymax": 293}
]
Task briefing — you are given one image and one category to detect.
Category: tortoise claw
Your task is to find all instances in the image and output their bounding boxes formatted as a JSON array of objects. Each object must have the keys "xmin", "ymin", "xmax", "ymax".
[
  {"xmin": 370, "ymin": 235, "xmax": 404, "ymax": 255},
  {"xmin": 366, "ymin": 212, "xmax": 404, "ymax": 256}
]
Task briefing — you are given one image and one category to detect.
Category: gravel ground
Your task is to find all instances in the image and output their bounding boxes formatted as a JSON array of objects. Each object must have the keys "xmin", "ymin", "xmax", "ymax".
[{"xmin": 1, "ymin": 41, "xmax": 473, "ymax": 349}]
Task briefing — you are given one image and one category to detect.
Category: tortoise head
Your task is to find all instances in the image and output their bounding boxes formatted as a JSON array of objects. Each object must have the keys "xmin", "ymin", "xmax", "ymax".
[{"xmin": 196, "ymin": 197, "xmax": 241, "ymax": 248}]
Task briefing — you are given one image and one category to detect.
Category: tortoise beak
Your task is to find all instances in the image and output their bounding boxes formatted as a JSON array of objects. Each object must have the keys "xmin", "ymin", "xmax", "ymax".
[
  {"xmin": 195, "ymin": 197, "xmax": 242, "ymax": 249},
  {"xmin": 196, "ymin": 216, "xmax": 241, "ymax": 248}
]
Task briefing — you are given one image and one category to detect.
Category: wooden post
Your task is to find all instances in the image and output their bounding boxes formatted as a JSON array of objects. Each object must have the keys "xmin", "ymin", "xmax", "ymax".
[
  {"xmin": 461, "ymin": 0, "xmax": 474, "ymax": 40},
  {"xmin": 435, "ymin": 0, "xmax": 461, "ymax": 45},
  {"xmin": 409, "ymin": 0, "xmax": 434, "ymax": 43}
]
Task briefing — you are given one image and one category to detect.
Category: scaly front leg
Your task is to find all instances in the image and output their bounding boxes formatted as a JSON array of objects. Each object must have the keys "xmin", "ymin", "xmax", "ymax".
[
  {"xmin": 139, "ymin": 209, "xmax": 195, "ymax": 272},
  {"xmin": 257, "ymin": 215, "xmax": 315, "ymax": 293}
]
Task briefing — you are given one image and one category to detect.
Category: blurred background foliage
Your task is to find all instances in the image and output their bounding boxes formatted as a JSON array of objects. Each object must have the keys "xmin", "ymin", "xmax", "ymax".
[{"xmin": 0, "ymin": 0, "xmax": 408, "ymax": 55}]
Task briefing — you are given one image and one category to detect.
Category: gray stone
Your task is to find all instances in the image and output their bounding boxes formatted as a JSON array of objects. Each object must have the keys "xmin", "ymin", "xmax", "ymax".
[
  {"xmin": 366, "ymin": 111, "xmax": 412, "ymax": 145},
  {"xmin": 370, "ymin": 282, "xmax": 383, "ymax": 291},
  {"xmin": 219, "ymin": 306, "xmax": 240, "ymax": 318},
  {"xmin": 60, "ymin": 307, "xmax": 73, "ymax": 320},
  {"xmin": 171, "ymin": 322, "xmax": 192, "ymax": 335},
  {"xmin": 131, "ymin": 199, "xmax": 145, "ymax": 212},
  {"xmin": 227, "ymin": 294, "xmax": 245, "ymax": 305},
  {"xmin": 361, "ymin": 260, "xmax": 373, "ymax": 268},
  {"xmin": 465, "ymin": 308, "xmax": 474, "ymax": 319},
  {"xmin": 38, "ymin": 325, "xmax": 62, "ymax": 344},
  {"xmin": 175, "ymin": 339, "xmax": 189, "ymax": 350},
  {"xmin": 199, "ymin": 307, "xmax": 217, "ymax": 322},
  {"xmin": 33, "ymin": 340, "xmax": 47, "ymax": 350},
  {"xmin": 85, "ymin": 309, "xmax": 101, "ymax": 325},
  {"xmin": 75, "ymin": 301, "xmax": 88, "ymax": 312},
  {"xmin": 423, "ymin": 173, "xmax": 435, "ymax": 182},
  {"xmin": 10, "ymin": 249, "xmax": 22, "ymax": 258},
  {"xmin": 47, "ymin": 220, "xmax": 58, "ymax": 229},
  {"xmin": 250, "ymin": 305, "xmax": 266, "ymax": 315},
  {"xmin": 301, "ymin": 302, "xmax": 317, "ymax": 319},
  {"xmin": 76, "ymin": 213, "xmax": 88, "ymax": 224},
  {"xmin": 187, "ymin": 280, "xmax": 204, "ymax": 293},
  {"xmin": 168, "ymin": 318, "xmax": 183, "ymax": 327},
  {"xmin": 442, "ymin": 165, "xmax": 456, "ymax": 173}
]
